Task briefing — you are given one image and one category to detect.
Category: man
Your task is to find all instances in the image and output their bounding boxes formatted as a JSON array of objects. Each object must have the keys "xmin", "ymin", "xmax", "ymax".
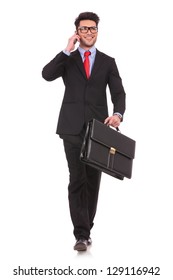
[{"xmin": 42, "ymin": 12, "xmax": 126, "ymax": 251}]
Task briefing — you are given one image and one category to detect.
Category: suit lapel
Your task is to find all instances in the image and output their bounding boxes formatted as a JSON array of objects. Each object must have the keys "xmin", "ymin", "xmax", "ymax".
[
  {"xmin": 90, "ymin": 50, "xmax": 105, "ymax": 78},
  {"xmin": 71, "ymin": 50, "xmax": 86, "ymax": 78}
]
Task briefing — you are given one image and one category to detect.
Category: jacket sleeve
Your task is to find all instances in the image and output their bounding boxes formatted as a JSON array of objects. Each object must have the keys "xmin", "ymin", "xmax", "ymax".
[
  {"xmin": 108, "ymin": 58, "xmax": 126, "ymax": 116},
  {"xmin": 42, "ymin": 51, "xmax": 69, "ymax": 81}
]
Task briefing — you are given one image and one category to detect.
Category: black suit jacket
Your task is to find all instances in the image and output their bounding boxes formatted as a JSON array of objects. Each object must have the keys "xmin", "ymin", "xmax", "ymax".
[{"xmin": 42, "ymin": 49, "xmax": 126, "ymax": 135}]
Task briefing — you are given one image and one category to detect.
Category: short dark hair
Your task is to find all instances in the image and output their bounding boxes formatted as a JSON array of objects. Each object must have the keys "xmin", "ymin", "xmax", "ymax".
[{"xmin": 74, "ymin": 12, "xmax": 100, "ymax": 29}]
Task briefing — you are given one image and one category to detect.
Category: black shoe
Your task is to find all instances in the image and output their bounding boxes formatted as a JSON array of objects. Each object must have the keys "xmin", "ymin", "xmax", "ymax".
[
  {"xmin": 74, "ymin": 239, "xmax": 88, "ymax": 251},
  {"xmin": 87, "ymin": 237, "xmax": 92, "ymax": 246}
]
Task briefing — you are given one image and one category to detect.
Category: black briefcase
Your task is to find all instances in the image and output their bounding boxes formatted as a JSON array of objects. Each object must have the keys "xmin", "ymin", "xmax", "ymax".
[{"xmin": 80, "ymin": 119, "xmax": 136, "ymax": 180}]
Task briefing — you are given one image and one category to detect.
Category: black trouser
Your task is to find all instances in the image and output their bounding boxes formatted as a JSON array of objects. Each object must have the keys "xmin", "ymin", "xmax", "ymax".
[{"xmin": 61, "ymin": 128, "xmax": 101, "ymax": 240}]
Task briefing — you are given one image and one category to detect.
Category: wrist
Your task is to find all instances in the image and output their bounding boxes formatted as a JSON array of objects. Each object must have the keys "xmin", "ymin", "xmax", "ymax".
[
  {"xmin": 114, "ymin": 112, "xmax": 122, "ymax": 120},
  {"xmin": 63, "ymin": 49, "xmax": 71, "ymax": 56}
]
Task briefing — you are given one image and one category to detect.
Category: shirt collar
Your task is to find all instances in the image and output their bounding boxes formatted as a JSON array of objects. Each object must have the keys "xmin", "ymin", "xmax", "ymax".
[{"xmin": 78, "ymin": 46, "xmax": 96, "ymax": 59}]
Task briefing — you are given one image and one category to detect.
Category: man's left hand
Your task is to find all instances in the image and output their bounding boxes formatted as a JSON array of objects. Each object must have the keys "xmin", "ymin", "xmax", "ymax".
[{"xmin": 104, "ymin": 115, "xmax": 121, "ymax": 128}]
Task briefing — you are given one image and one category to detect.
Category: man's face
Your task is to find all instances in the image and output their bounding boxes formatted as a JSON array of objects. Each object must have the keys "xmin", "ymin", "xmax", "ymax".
[{"xmin": 77, "ymin": 20, "xmax": 98, "ymax": 49}]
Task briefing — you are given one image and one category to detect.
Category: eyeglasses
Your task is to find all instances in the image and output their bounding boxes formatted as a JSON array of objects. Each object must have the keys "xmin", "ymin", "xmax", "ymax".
[{"xmin": 78, "ymin": 26, "xmax": 98, "ymax": 34}]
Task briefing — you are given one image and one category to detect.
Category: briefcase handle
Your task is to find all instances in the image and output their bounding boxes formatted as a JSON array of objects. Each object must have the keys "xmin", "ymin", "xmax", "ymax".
[{"xmin": 107, "ymin": 124, "xmax": 121, "ymax": 133}]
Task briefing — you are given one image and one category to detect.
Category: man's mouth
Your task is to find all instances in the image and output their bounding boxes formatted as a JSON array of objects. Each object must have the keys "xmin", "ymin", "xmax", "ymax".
[{"xmin": 85, "ymin": 36, "xmax": 94, "ymax": 40}]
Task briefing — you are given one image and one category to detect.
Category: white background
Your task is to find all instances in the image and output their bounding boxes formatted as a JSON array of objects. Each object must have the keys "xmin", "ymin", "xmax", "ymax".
[{"xmin": 0, "ymin": 0, "xmax": 173, "ymax": 279}]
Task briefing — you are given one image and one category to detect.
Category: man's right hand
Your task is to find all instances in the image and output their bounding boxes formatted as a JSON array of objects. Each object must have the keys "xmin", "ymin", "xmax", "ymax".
[{"xmin": 65, "ymin": 33, "xmax": 80, "ymax": 52}]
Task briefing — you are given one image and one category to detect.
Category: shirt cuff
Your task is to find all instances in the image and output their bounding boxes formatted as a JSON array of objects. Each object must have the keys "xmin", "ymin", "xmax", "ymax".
[
  {"xmin": 114, "ymin": 112, "xmax": 123, "ymax": 119},
  {"xmin": 63, "ymin": 50, "xmax": 71, "ymax": 56}
]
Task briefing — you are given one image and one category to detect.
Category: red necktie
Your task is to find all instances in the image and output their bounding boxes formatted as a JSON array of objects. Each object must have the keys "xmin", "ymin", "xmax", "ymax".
[{"xmin": 84, "ymin": 51, "xmax": 91, "ymax": 79}]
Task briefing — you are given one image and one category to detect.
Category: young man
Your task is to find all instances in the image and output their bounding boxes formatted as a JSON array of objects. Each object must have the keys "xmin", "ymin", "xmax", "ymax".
[{"xmin": 42, "ymin": 12, "xmax": 126, "ymax": 251}]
